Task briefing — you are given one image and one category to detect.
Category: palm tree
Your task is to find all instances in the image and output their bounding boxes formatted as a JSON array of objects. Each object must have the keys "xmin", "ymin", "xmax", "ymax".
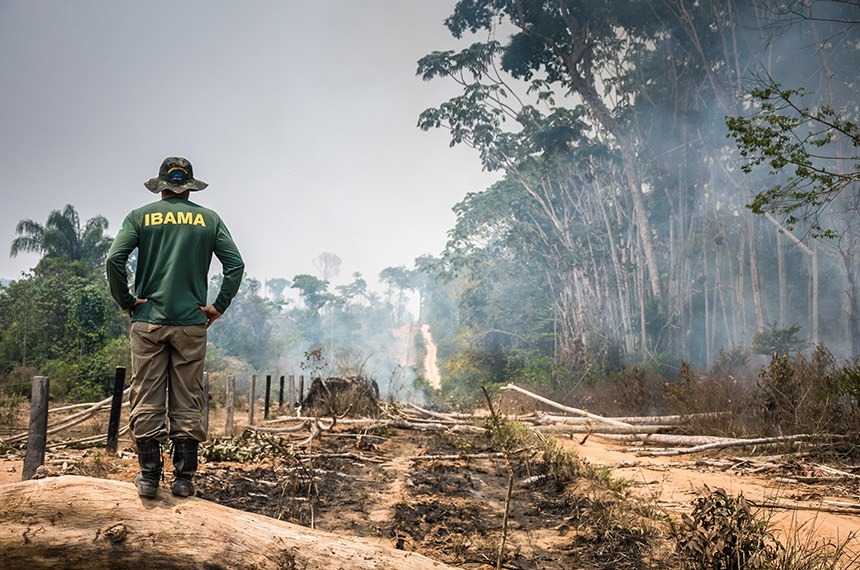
[{"xmin": 10, "ymin": 204, "xmax": 112, "ymax": 269}]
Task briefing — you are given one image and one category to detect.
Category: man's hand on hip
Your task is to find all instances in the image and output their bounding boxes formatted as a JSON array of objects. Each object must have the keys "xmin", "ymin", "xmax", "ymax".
[
  {"xmin": 125, "ymin": 298, "xmax": 148, "ymax": 318},
  {"xmin": 200, "ymin": 305, "xmax": 223, "ymax": 328}
]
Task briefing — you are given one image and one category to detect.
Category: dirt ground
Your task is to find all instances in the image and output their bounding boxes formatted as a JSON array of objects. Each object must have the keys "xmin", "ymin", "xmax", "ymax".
[
  {"xmin": 2, "ymin": 407, "xmax": 859, "ymax": 569},
  {"xmin": 565, "ymin": 436, "xmax": 860, "ymax": 549}
]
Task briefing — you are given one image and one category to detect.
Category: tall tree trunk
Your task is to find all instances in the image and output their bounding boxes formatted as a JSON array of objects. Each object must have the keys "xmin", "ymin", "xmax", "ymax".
[
  {"xmin": 777, "ymin": 229, "xmax": 787, "ymax": 325},
  {"xmin": 572, "ymin": 74, "xmax": 662, "ymax": 303},
  {"xmin": 763, "ymin": 213, "xmax": 819, "ymax": 346},
  {"xmin": 811, "ymin": 243, "xmax": 820, "ymax": 346},
  {"xmin": 747, "ymin": 214, "xmax": 766, "ymax": 331}
]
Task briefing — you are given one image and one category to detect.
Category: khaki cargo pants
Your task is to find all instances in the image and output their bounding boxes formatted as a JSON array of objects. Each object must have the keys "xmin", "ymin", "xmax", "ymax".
[{"xmin": 129, "ymin": 322, "xmax": 208, "ymax": 442}]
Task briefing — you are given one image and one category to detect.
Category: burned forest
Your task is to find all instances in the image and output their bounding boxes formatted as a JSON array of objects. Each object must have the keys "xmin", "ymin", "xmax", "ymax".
[{"xmin": 2, "ymin": 1, "xmax": 860, "ymax": 569}]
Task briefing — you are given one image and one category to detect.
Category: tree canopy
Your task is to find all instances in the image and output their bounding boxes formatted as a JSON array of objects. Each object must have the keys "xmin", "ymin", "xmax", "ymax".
[{"xmin": 11, "ymin": 204, "xmax": 112, "ymax": 272}]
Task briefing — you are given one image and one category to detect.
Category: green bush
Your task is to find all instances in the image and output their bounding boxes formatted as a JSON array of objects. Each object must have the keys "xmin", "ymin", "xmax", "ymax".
[{"xmin": 751, "ymin": 323, "xmax": 806, "ymax": 355}]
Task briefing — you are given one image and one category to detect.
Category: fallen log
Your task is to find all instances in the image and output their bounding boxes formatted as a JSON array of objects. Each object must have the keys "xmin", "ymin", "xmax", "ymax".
[
  {"xmin": 501, "ymin": 383, "xmax": 634, "ymax": 429},
  {"xmin": 596, "ymin": 433, "xmax": 738, "ymax": 446},
  {"xmin": 534, "ymin": 423, "xmax": 675, "ymax": 435},
  {"xmin": 635, "ymin": 433, "xmax": 830, "ymax": 456},
  {"xmin": 0, "ymin": 475, "xmax": 458, "ymax": 570}
]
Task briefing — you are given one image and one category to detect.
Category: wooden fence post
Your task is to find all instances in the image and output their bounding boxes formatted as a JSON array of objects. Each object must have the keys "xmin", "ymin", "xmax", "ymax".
[
  {"xmin": 288, "ymin": 374, "xmax": 295, "ymax": 412},
  {"xmin": 264, "ymin": 374, "xmax": 271, "ymax": 420},
  {"xmin": 278, "ymin": 375, "xmax": 285, "ymax": 412},
  {"xmin": 106, "ymin": 367, "xmax": 126, "ymax": 454},
  {"xmin": 248, "ymin": 374, "xmax": 256, "ymax": 426},
  {"xmin": 22, "ymin": 376, "xmax": 49, "ymax": 481},
  {"xmin": 202, "ymin": 371, "xmax": 210, "ymax": 438},
  {"xmin": 225, "ymin": 375, "xmax": 235, "ymax": 437},
  {"xmin": 299, "ymin": 375, "xmax": 304, "ymax": 407}
]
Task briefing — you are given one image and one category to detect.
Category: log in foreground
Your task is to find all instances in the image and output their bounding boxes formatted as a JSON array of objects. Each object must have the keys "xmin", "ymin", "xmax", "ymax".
[{"xmin": 0, "ymin": 475, "xmax": 457, "ymax": 570}]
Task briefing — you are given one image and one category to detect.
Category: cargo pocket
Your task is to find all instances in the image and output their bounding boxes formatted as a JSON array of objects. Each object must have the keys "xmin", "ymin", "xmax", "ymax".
[{"xmin": 180, "ymin": 325, "xmax": 208, "ymax": 360}]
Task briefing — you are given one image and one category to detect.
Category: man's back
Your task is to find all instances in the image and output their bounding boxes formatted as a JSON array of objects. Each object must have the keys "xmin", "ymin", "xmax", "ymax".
[{"xmin": 106, "ymin": 197, "xmax": 244, "ymax": 326}]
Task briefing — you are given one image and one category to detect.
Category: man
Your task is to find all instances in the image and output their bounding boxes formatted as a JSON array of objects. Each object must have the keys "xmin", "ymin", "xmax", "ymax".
[{"xmin": 106, "ymin": 156, "xmax": 244, "ymax": 498}]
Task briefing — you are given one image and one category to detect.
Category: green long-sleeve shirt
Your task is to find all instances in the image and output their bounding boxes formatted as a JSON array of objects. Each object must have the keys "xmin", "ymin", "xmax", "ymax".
[{"xmin": 106, "ymin": 197, "xmax": 245, "ymax": 325}]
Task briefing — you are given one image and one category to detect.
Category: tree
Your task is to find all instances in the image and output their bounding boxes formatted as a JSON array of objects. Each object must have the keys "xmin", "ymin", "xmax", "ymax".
[
  {"xmin": 724, "ymin": 0, "xmax": 859, "ymax": 353},
  {"xmin": 291, "ymin": 274, "xmax": 334, "ymax": 314},
  {"xmin": 10, "ymin": 204, "xmax": 112, "ymax": 272},
  {"xmin": 378, "ymin": 265, "xmax": 417, "ymax": 323},
  {"xmin": 419, "ymin": 0, "xmax": 664, "ymax": 302},
  {"xmin": 727, "ymin": 83, "xmax": 860, "ymax": 237},
  {"xmin": 265, "ymin": 278, "xmax": 290, "ymax": 302},
  {"xmin": 313, "ymin": 252, "xmax": 341, "ymax": 282},
  {"xmin": 206, "ymin": 276, "xmax": 279, "ymax": 371},
  {"xmin": 417, "ymin": 0, "xmax": 860, "ymax": 373},
  {"xmin": 0, "ymin": 257, "xmax": 123, "ymax": 398}
]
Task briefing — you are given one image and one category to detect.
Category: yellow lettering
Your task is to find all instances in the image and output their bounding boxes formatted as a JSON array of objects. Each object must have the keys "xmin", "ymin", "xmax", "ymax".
[{"xmin": 145, "ymin": 211, "xmax": 204, "ymax": 227}]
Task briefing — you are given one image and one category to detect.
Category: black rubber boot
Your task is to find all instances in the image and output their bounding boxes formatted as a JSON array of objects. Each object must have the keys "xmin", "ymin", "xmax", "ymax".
[
  {"xmin": 170, "ymin": 438, "xmax": 199, "ymax": 497},
  {"xmin": 134, "ymin": 438, "xmax": 162, "ymax": 498}
]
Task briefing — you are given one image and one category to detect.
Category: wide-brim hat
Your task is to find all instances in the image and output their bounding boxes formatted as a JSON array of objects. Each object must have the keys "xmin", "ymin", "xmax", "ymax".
[{"xmin": 144, "ymin": 156, "xmax": 208, "ymax": 194}]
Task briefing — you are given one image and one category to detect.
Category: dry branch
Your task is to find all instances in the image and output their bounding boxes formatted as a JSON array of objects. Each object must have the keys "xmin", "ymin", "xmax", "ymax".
[
  {"xmin": 0, "ymin": 475, "xmax": 457, "ymax": 570},
  {"xmin": 46, "ymin": 425, "xmax": 131, "ymax": 450},
  {"xmin": 751, "ymin": 498, "xmax": 860, "ymax": 515},
  {"xmin": 635, "ymin": 433, "xmax": 829, "ymax": 456},
  {"xmin": 1, "ymin": 389, "xmax": 131, "ymax": 445}
]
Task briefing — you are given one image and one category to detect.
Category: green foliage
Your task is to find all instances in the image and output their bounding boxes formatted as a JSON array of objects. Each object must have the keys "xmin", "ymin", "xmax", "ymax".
[
  {"xmin": 0, "ymin": 254, "xmax": 124, "ymax": 400},
  {"xmin": 441, "ymin": 347, "xmax": 506, "ymax": 404},
  {"xmin": 10, "ymin": 204, "xmax": 112, "ymax": 271},
  {"xmin": 726, "ymin": 84, "xmax": 860, "ymax": 237},
  {"xmin": 202, "ymin": 430, "xmax": 295, "ymax": 463},
  {"xmin": 0, "ymin": 366, "xmax": 39, "ymax": 397},
  {"xmin": 207, "ymin": 276, "xmax": 280, "ymax": 372},
  {"xmin": 751, "ymin": 323, "xmax": 807, "ymax": 356},
  {"xmin": 290, "ymin": 274, "xmax": 333, "ymax": 314},
  {"xmin": 506, "ymin": 354, "xmax": 568, "ymax": 389},
  {"xmin": 711, "ymin": 346, "xmax": 752, "ymax": 377},
  {"xmin": 675, "ymin": 487, "xmax": 781, "ymax": 570}
]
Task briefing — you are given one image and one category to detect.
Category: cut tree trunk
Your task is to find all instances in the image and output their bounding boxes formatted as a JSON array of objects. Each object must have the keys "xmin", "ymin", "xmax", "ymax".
[{"xmin": 0, "ymin": 475, "xmax": 457, "ymax": 570}]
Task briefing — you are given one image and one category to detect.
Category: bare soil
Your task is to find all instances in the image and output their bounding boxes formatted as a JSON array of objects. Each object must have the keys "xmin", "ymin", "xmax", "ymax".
[{"xmin": 2, "ymin": 409, "xmax": 859, "ymax": 569}]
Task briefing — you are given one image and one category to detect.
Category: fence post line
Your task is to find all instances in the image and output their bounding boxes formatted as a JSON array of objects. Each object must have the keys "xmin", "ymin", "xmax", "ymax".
[
  {"xmin": 248, "ymin": 374, "xmax": 256, "ymax": 426},
  {"xmin": 22, "ymin": 376, "xmax": 49, "ymax": 481},
  {"xmin": 264, "ymin": 374, "xmax": 271, "ymax": 420},
  {"xmin": 278, "ymin": 375, "xmax": 285, "ymax": 412},
  {"xmin": 225, "ymin": 375, "xmax": 235, "ymax": 437},
  {"xmin": 106, "ymin": 367, "xmax": 126, "ymax": 454},
  {"xmin": 202, "ymin": 371, "xmax": 210, "ymax": 438}
]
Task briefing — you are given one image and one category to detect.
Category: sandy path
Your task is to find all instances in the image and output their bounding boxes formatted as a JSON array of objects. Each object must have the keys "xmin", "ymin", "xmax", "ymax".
[{"xmin": 562, "ymin": 435, "xmax": 860, "ymax": 548}]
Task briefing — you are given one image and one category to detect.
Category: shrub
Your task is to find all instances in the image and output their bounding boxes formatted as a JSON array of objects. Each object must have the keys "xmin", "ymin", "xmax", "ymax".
[
  {"xmin": 675, "ymin": 487, "xmax": 781, "ymax": 569},
  {"xmin": 751, "ymin": 323, "xmax": 806, "ymax": 355},
  {"xmin": 666, "ymin": 362, "xmax": 757, "ymax": 436},
  {"xmin": 755, "ymin": 346, "xmax": 860, "ymax": 436}
]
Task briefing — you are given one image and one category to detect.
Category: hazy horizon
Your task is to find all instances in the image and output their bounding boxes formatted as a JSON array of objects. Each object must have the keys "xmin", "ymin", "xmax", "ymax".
[{"xmin": 0, "ymin": 1, "xmax": 501, "ymax": 291}]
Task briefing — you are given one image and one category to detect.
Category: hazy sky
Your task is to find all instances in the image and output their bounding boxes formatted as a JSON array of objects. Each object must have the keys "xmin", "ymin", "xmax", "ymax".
[{"xmin": 0, "ymin": 1, "xmax": 500, "ymax": 291}]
